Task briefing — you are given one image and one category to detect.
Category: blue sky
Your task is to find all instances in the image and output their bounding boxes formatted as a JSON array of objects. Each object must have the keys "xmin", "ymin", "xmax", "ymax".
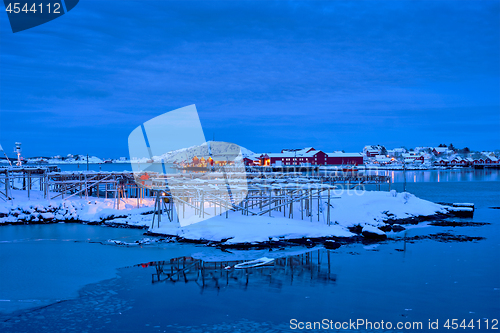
[{"xmin": 1, "ymin": 0, "xmax": 499, "ymax": 158}]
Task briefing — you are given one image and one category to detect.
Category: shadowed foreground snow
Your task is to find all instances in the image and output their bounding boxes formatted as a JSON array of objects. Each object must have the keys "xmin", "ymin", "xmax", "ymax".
[{"xmin": 1, "ymin": 190, "xmax": 446, "ymax": 244}]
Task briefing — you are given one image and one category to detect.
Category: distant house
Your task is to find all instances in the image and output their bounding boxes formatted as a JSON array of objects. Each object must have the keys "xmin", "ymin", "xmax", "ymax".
[
  {"xmin": 258, "ymin": 148, "xmax": 363, "ymax": 166},
  {"xmin": 472, "ymin": 155, "xmax": 499, "ymax": 165},
  {"xmin": 414, "ymin": 147, "xmax": 432, "ymax": 154},
  {"xmin": 259, "ymin": 150, "xmax": 328, "ymax": 166},
  {"xmin": 387, "ymin": 148, "xmax": 407, "ymax": 157},
  {"xmin": 374, "ymin": 155, "xmax": 392, "ymax": 164},
  {"xmin": 485, "ymin": 156, "xmax": 499, "ymax": 164},
  {"xmin": 243, "ymin": 157, "xmax": 259, "ymax": 166},
  {"xmin": 432, "ymin": 147, "xmax": 451, "ymax": 155},
  {"xmin": 434, "ymin": 158, "xmax": 448, "ymax": 166},
  {"xmin": 402, "ymin": 152, "xmax": 424, "ymax": 164},
  {"xmin": 363, "ymin": 145, "xmax": 382, "ymax": 157},
  {"xmin": 326, "ymin": 152, "xmax": 364, "ymax": 165}
]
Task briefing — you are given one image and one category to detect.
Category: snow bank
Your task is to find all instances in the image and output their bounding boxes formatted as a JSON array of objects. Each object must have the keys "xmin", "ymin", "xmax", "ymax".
[
  {"xmin": 153, "ymin": 214, "xmax": 354, "ymax": 244},
  {"xmin": 362, "ymin": 225, "xmax": 385, "ymax": 235},
  {"xmin": 0, "ymin": 190, "xmax": 153, "ymax": 224},
  {"xmin": 149, "ymin": 190, "xmax": 446, "ymax": 244},
  {"xmin": 326, "ymin": 190, "xmax": 445, "ymax": 227},
  {"xmin": 1, "ymin": 189, "xmax": 446, "ymax": 245}
]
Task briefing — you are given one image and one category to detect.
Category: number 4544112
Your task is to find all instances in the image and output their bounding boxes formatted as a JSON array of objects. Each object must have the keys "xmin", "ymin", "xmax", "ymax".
[
  {"xmin": 5, "ymin": 2, "xmax": 61, "ymax": 14},
  {"xmin": 443, "ymin": 319, "xmax": 498, "ymax": 330}
]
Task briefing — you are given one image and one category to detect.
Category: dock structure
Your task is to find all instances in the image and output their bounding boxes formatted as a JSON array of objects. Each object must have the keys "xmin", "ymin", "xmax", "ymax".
[
  {"xmin": 0, "ymin": 166, "xmax": 390, "ymax": 225},
  {"xmin": 0, "ymin": 166, "xmax": 58, "ymax": 201},
  {"xmin": 146, "ymin": 170, "xmax": 390, "ymax": 228},
  {"xmin": 0, "ymin": 167, "xmax": 149, "ymax": 208}
]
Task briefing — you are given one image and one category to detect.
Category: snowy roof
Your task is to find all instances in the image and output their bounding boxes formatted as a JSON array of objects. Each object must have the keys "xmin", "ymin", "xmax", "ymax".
[
  {"xmin": 402, "ymin": 153, "xmax": 421, "ymax": 158},
  {"xmin": 433, "ymin": 147, "xmax": 450, "ymax": 153},
  {"xmin": 327, "ymin": 153, "xmax": 363, "ymax": 157},
  {"xmin": 364, "ymin": 145, "xmax": 382, "ymax": 150},
  {"xmin": 261, "ymin": 151, "xmax": 362, "ymax": 159},
  {"xmin": 281, "ymin": 147, "xmax": 315, "ymax": 154}
]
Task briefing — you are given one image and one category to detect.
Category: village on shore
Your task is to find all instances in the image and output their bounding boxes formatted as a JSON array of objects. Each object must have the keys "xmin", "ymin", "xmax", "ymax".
[
  {"xmin": 3, "ymin": 143, "xmax": 497, "ymax": 170},
  {"xmin": 0, "ymin": 142, "xmax": 481, "ymax": 247}
]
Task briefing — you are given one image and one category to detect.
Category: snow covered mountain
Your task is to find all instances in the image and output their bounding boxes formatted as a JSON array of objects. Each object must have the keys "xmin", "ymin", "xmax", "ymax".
[{"xmin": 131, "ymin": 141, "xmax": 255, "ymax": 164}]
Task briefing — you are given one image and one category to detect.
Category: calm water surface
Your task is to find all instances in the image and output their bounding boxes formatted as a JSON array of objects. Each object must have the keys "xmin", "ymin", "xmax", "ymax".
[{"xmin": 0, "ymin": 170, "xmax": 498, "ymax": 332}]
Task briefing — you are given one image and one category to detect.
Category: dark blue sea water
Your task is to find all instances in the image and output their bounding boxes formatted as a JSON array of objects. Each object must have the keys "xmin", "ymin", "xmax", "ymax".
[{"xmin": 0, "ymin": 170, "xmax": 498, "ymax": 332}]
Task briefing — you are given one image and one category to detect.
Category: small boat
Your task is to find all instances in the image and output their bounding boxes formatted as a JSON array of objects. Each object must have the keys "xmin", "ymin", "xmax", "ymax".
[
  {"xmin": 342, "ymin": 165, "xmax": 358, "ymax": 172},
  {"xmin": 232, "ymin": 257, "xmax": 275, "ymax": 269}
]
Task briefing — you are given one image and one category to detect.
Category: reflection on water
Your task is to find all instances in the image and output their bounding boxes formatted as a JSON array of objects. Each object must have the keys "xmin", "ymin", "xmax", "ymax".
[
  {"xmin": 0, "ymin": 224, "xmax": 198, "ymax": 314},
  {"xmin": 0, "ymin": 180, "xmax": 498, "ymax": 333},
  {"xmin": 142, "ymin": 250, "xmax": 336, "ymax": 293}
]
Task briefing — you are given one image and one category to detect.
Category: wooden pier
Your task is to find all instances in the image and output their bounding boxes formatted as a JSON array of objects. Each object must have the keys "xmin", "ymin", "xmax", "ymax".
[
  {"xmin": 0, "ymin": 166, "xmax": 390, "ymax": 226},
  {"xmin": 0, "ymin": 167, "xmax": 152, "ymax": 208}
]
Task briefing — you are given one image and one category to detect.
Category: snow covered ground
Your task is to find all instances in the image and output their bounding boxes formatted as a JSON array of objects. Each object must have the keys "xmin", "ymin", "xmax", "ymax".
[
  {"xmin": 0, "ymin": 190, "xmax": 154, "ymax": 224},
  {"xmin": 148, "ymin": 189, "xmax": 445, "ymax": 244},
  {"xmin": 0, "ymin": 189, "xmax": 447, "ymax": 245}
]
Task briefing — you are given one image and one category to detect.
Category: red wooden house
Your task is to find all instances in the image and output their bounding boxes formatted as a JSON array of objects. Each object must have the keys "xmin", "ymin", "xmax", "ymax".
[{"xmin": 258, "ymin": 149, "xmax": 363, "ymax": 166}]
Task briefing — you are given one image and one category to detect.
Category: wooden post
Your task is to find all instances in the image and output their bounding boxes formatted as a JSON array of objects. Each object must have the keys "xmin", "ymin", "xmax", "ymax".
[
  {"xmin": 301, "ymin": 189, "xmax": 303, "ymax": 220},
  {"xmin": 226, "ymin": 196, "xmax": 228, "ymax": 218},
  {"xmin": 44, "ymin": 173, "xmax": 48, "ymax": 199},
  {"xmin": 158, "ymin": 192, "xmax": 161, "ymax": 227},
  {"xmin": 317, "ymin": 188, "xmax": 320, "ymax": 222},
  {"xmin": 84, "ymin": 175, "xmax": 88, "ymax": 199},
  {"xmin": 201, "ymin": 191, "xmax": 204, "ymax": 218},
  {"xmin": 309, "ymin": 189, "xmax": 312, "ymax": 222},
  {"xmin": 327, "ymin": 187, "xmax": 331, "ymax": 226},
  {"xmin": 5, "ymin": 171, "xmax": 10, "ymax": 200},
  {"xmin": 27, "ymin": 171, "xmax": 31, "ymax": 199},
  {"xmin": 269, "ymin": 190, "xmax": 272, "ymax": 217},
  {"xmin": 283, "ymin": 190, "xmax": 286, "ymax": 217}
]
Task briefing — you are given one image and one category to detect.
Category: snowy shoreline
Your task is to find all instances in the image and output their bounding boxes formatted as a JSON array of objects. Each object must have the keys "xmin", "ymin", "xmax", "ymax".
[{"xmin": 0, "ymin": 189, "xmax": 462, "ymax": 247}]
